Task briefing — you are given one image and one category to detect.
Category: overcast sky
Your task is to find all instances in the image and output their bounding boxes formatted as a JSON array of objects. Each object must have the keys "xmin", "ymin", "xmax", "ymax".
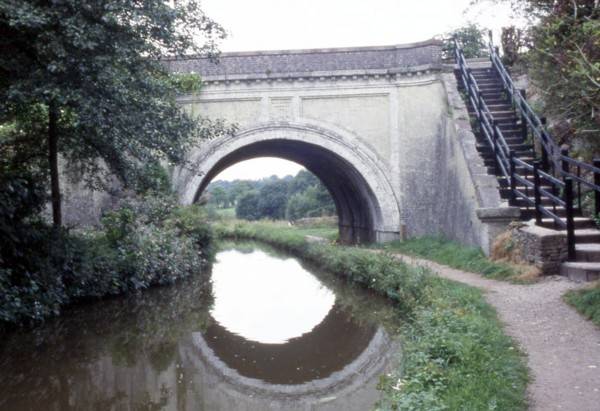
[{"xmin": 201, "ymin": 0, "xmax": 520, "ymax": 181}]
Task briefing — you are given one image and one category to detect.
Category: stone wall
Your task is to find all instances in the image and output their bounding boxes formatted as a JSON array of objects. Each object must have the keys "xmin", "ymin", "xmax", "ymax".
[
  {"xmin": 405, "ymin": 70, "xmax": 519, "ymax": 254},
  {"xmin": 512, "ymin": 221, "xmax": 568, "ymax": 275}
]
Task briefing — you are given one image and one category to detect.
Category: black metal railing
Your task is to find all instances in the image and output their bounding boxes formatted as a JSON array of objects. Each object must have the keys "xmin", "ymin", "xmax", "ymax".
[
  {"xmin": 487, "ymin": 32, "xmax": 600, "ymax": 222},
  {"xmin": 454, "ymin": 36, "xmax": 578, "ymax": 260}
]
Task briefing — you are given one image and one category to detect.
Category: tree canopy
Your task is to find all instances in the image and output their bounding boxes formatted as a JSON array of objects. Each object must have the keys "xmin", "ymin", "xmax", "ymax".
[
  {"xmin": 0, "ymin": 0, "xmax": 232, "ymax": 225},
  {"xmin": 476, "ymin": 0, "xmax": 599, "ymax": 153},
  {"xmin": 207, "ymin": 170, "xmax": 336, "ymax": 221}
]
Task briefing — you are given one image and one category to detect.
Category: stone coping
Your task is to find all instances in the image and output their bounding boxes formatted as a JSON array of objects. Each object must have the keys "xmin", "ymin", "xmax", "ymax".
[{"xmin": 163, "ymin": 39, "xmax": 443, "ymax": 81}]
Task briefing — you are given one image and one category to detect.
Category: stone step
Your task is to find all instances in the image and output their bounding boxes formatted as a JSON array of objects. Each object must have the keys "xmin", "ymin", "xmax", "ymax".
[
  {"xmin": 476, "ymin": 81, "xmax": 503, "ymax": 88},
  {"xmin": 515, "ymin": 197, "xmax": 563, "ymax": 207},
  {"xmin": 471, "ymin": 68, "xmax": 495, "ymax": 75},
  {"xmin": 560, "ymin": 262, "xmax": 600, "ymax": 282},
  {"xmin": 503, "ymin": 137, "xmax": 528, "ymax": 145},
  {"xmin": 484, "ymin": 157, "xmax": 534, "ymax": 167},
  {"xmin": 496, "ymin": 120, "xmax": 520, "ymax": 128},
  {"xmin": 483, "ymin": 99, "xmax": 511, "ymax": 107},
  {"xmin": 490, "ymin": 111, "xmax": 518, "ymax": 120},
  {"xmin": 575, "ymin": 243, "xmax": 600, "ymax": 262},
  {"xmin": 478, "ymin": 85, "xmax": 504, "ymax": 92},
  {"xmin": 481, "ymin": 92, "xmax": 508, "ymax": 100},
  {"xmin": 497, "ymin": 129, "xmax": 526, "ymax": 137},
  {"xmin": 469, "ymin": 110, "xmax": 516, "ymax": 119},
  {"xmin": 541, "ymin": 217, "xmax": 595, "ymax": 230},
  {"xmin": 519, "ymin": 207, "xmax": 576, "ymax": 219},
  {"xmin": 478, "ymin": 142, "xmax": 532, "ymax": 150},
  {"xmin": 576, "ymin": 229, "xmax": 600, "ymax": 243},
  {"xmin": 499, "ymin": 186, "xmax": 548, "ymax": 198}
]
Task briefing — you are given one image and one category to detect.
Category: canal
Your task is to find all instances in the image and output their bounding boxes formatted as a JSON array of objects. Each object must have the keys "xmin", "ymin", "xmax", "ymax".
[{"xmin": 0, "ymin": 241, "xmax": 401, "ymax": 410}]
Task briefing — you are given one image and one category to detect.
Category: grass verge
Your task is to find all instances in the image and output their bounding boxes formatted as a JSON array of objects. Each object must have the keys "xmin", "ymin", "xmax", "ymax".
[
  {"xmin": 376, "ymin": 236, "xmax": 527, "ymax": 281},
  {"xmin": 564, "ymin": 283, "xmax": 600, "ymax": 327},
  {"xmin": 214, "ymin": 221, "xmax": 529, "ymax": 410}
]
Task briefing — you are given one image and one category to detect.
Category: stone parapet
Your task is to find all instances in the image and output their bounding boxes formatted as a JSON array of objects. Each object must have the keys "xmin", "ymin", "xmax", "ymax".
[{"xmin": 164, "ymin": 40, "xmax": 443, "ymax": 82}]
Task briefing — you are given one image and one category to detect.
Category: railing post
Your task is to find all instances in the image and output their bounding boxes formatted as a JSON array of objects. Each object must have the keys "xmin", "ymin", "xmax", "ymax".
[
  {"xmin": 492, "ymin": 120, "xmax": 499, "ymax": 175},
  {"xmin": 519, "ymin": 89, "xmax": 528, "ymax": 140},
  {"xmin": 509, "ymin": 150, "xmax": 517, "ymax": 206},
  {"xmin": 564, "ymin": 177, "xmax": 576, "ymax": 261},
  {"xmin": 477, "ymin": 91, "xmax": 484, "ymax": 121},
  {"xmin": 453, "ymin": 36, "xmax": 458, "ymax": 62},
  {"xmin": 533, "ymin": 161, "xmax": 542, "ymax": 225},
  {"xmin": 594, "ymin": 158, "xmax": 600, "ymax": 216},
  {"xmin": 488, "ymin": 30, "xmax": 494, "ymax": 63},
  {"xmin": 561, "ymin": 147, "xmax": 570, "ymax": 176},
  {"xmin": 540, "ymin": 117, "xmax": 549, "ymax": 171}
]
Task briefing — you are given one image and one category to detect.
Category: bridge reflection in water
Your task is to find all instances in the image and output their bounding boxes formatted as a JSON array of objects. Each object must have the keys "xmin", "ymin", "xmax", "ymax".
[{"xmin": 0, "ymin": 242, "xmax": 400, "ymax": 411}]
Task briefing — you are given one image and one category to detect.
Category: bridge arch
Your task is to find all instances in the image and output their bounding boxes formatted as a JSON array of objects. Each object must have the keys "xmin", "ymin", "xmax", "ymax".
[{"xmin": 173, "ymin": 121, "xmax": 401, "ymax": 243}]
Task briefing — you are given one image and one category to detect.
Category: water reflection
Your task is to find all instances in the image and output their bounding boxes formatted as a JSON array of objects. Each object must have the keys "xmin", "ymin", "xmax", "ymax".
[
  {"xmin": 0, "ymin": 241, "xmax": 400, "ymax": 411},
  {"xmin": 210, "ymin": 248, "xmax": 336, "ymax": 344}
]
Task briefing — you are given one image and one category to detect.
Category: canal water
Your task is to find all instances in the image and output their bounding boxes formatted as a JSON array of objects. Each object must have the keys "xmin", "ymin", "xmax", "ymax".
[{"xmin": 0, "ymin": 241, "xmax": 401, "ymax": 411}]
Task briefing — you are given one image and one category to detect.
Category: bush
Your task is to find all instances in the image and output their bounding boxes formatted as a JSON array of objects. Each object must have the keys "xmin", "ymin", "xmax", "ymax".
[{"xmin": 0, "ymin": 193, "xmax": 215, "ymax": 328}]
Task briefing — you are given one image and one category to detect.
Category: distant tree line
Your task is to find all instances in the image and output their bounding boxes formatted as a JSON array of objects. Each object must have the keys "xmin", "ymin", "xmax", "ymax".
[{"xmin": 205, "ymin": 170, "xmax": 336, "ymax": 221}]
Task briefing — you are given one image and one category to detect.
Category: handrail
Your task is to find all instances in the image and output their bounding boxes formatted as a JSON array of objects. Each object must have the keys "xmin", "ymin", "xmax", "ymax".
[
  {"xmin": 487, "ymin": 31, "xmax": 600, "ymax": 219},
  {"xmin": 487, "ymin": 32, "xmax": 561, "ymax": 172},
  {"xmin": 454, "ymin": 36, "xmax": 577, "ymax": 260}
]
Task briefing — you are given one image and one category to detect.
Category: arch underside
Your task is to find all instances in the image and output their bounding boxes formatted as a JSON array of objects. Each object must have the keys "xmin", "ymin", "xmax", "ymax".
[{"xmin": 176, "ymin": 123, "xmax": 401, "ymax": 244}]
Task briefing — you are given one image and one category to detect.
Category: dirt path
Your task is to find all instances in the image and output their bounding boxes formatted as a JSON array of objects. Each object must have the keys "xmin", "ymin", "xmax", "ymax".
[{"xmin": 390, "ymin": 253, "xmax": 600, "ymax": 411}]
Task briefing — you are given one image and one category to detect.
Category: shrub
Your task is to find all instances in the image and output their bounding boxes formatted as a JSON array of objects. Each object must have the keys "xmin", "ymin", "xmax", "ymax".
[{"xmin": 0, "ymin": 193, "xmax": 215, "ymax": 328}]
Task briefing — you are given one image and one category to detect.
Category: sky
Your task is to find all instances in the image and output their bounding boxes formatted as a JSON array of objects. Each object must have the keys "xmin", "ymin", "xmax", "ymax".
[{"xmin": 201, "ymin": 0, "xmax": 522, "ymax": 181}]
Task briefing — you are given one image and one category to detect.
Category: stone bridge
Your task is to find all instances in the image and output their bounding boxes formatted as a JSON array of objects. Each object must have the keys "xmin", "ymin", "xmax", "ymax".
[{"xmin": 165, "ymin": 40, "xmax": 517, "ymax": 250}]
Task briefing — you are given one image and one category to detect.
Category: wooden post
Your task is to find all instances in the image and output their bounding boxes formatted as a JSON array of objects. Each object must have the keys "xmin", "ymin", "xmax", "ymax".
[
  {"xmin": 594, "ymin": 158, "xmax": 600, "ymax": 216},
  {"xmin": 533, "ymin": 161, "xmax": 542, "ymax": 225},
  {"xmin": 564, "ymin": 178, "xmax": 576, "ymax": 261}
]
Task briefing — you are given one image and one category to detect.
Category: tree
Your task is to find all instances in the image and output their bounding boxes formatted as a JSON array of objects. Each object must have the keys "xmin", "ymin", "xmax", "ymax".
[
  {"xmin": 288, "ymin": 169, "xmax": 319, "ymax": 195},
  {"xmin": 526, "ymin": 1, "xmax": 599, "ymax": 149},
  {"xmin": 257, "ymin": 179, "xmax": 289, "ymax": 219},
  {"xmin": 474, "ymin": 1, "xmax": 599, "ymax": 152},
  {"xmin": 209, "ymin": 187, "xmax": 228, "ymax": 208},
  {"xmin": 442, "ymin": 23, "xmax": 488, "ymax": 60},
  {"xmin": 286, "ymin": 185, "xmax": 336, "ymax": 221},
  {"xmin": 0, "ymin": 0, "xmax": 230, "ymax": 227},
  {"xmin": 235, "ymin": 191, "xmax": 261, "ymax": 221}
]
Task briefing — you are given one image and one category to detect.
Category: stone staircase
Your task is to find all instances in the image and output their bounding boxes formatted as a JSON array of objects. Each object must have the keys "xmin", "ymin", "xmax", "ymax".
[{"xmin": 459, "ymin": 63, "xmax": 600, "ymax": 281}]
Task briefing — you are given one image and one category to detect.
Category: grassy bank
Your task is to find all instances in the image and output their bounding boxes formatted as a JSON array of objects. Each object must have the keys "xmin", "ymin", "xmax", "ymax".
[
  {"xmin": 376, "ymin": 237, "xmax": 526, "ymax": 281},
  {"xmin": 564, "ymin": 284, "xmax": 600, "ymax": 327},
  {"xmin": 214, "ymin": 221, "xmax": 529, "ymax": 410}
]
